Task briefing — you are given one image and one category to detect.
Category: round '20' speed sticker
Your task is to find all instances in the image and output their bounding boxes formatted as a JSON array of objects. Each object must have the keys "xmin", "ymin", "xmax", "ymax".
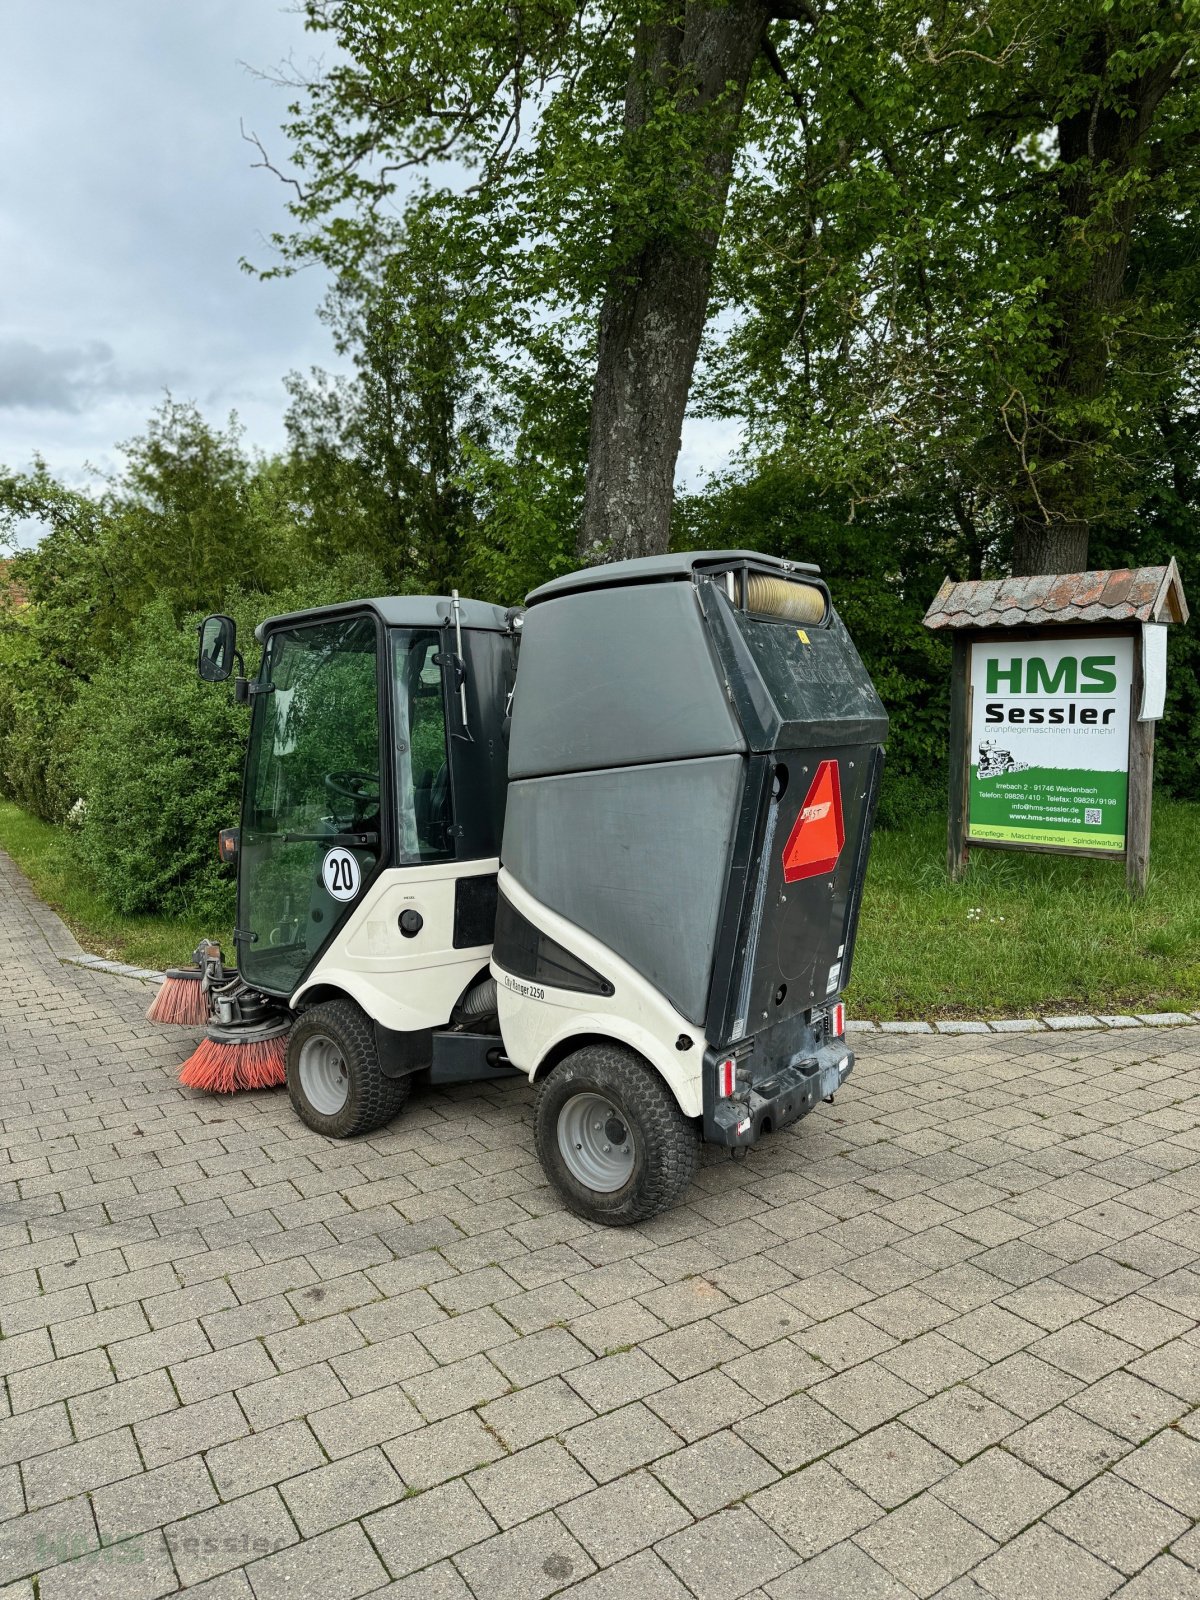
[{"xmin": 321, "ymin": 847, "xmax": 361, "ymax": 902}]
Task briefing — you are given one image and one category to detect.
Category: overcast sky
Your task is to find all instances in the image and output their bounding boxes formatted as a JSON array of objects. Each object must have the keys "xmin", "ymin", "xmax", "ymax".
[
  {"xmin": 1, "ymin": 1, "xmax": 735, "ymax": 543},
  {"xmin": 1, "ymin": 2, "xmax": 339, "ymax": 492}
]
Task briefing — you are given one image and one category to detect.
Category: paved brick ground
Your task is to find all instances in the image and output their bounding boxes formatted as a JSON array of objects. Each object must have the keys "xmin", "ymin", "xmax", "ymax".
[{"xmin": 3, "ymin": 850, "xmax": 1200, "ymax": 1600}]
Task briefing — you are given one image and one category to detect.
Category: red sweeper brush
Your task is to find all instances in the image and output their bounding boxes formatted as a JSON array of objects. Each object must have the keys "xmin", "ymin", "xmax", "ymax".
[
  {"xmin": 179, "ymin": 1019, "xmax": 289, "ymax": 1094},
  {"xmin": 146, "ymin": 967, "xmax": 208, "ymax": 1026},
  {"xmin": 147, "ymin": 942, "xmax": 238, "ymax": 1027}
]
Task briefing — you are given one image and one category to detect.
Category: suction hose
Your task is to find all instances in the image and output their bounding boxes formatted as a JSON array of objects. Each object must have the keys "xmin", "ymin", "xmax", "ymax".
[{"xmin": 460, "ymin": 977, "xmax": 498, "ymax": 1020}]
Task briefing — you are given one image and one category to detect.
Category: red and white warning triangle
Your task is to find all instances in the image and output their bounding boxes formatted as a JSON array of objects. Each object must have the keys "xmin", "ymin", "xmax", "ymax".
[{"xmin": 781, "ymin": 759, "xmax": 845, "ymax": 882}]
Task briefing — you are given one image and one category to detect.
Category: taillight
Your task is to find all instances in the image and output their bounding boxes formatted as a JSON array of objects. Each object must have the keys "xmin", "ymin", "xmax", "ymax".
[
  {"xmin": 830, "ymin": 1002, "xmax": 845, "ymax": 1039},
  {"xmin": 717, "ymin": 1058, "xmax": 736, "ymax": 1097}
]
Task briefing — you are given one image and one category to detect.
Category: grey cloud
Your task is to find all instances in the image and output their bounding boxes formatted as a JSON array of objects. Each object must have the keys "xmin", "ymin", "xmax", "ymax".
[{"xmin": 0, "ymin": 338, "xmax": 172, "ymax": 413}]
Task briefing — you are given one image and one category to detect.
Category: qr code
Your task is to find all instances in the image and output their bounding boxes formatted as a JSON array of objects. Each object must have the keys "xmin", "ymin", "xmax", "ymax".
[{"xmin": 1084, "ymin": 807, "xmax": 1102, "ymax": 826}]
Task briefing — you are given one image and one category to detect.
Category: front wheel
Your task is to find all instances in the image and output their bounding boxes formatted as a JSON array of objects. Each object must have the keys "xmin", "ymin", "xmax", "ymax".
[
  {"xmin": 287, "ymin": 999, "xmax": 411, "ymax": 1138},
  {"xmin": 535, "ymin": 1043, "xmax": 699, "ymax": 1226}
]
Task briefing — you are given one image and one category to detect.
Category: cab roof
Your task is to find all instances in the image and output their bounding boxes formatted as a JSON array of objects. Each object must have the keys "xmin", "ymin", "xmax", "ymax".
[{"xmin": 255, "ymin": 595, "xmax": 512, "ymax": 642}]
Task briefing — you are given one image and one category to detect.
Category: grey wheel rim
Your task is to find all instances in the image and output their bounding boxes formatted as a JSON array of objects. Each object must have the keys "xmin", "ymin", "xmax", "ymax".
[
  {"xmin": 557, "ymin": 1092, "xmax": 634, "ymax": 1192},
  {"xmin": 298, "ymin": 1035, "xmax": 349, "ymax": 1115}
]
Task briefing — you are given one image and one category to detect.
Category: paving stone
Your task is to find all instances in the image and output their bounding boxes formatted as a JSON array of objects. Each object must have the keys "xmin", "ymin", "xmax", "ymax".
[
  {"xmin": 235, "ymin": 1363, "xmax": 349, "ymax": 1432},
  {"xmin": 466, "ymin": 1439, "xmax": 595, "ymax": 1528},
  {"xmin": 402, "ymin": 1353, "xmax": 510, "ymax": 1422},
  {"xmin": 1068, "ymin": 1370, "xmax": 1187, "ymax": 1442},
  {"xmin": 1116, "ymin": 1556, "xmax": 1200, "ymax": 1599},
  {"xmin": 564, "ymin": 1401, "xmax": 683, "ymax": 1483},
  {"xmin": 645, "ymin": 1369, "xmax": 757, "ymax": 1442},
  {"xmin": 810, "ymin": 1362, "xmax": 925, "ymax": 1433},
  {"xmin": 652, "ymin": 1431, "xmax": 778, "ymax": 1518},
  {"xmin": 382, "ymin": 1410, "xmax": 507, "ymax": 1492},
  {"xmin": 1007, "ymin": 1405, "xmax": 1130, "ymax": 1488},
  {"xmin": 733, "ymin": 1392, "xmax": 853, "ymax": 1472},
  {"xmin": 766, "ymin": 1540, "xmax": 920, "ymax": 1598},
  {"xmin": 559, "ymin": 1467, "xmax": 691, "ymax": 1564},
  {"xmin": 799, "ymin": 1311, "xmax": 897, "ymax": 1372},
  {"xmin": 719, "ymin": 1338, "xmax": 825, "ymax": 1405},
  {"xmin": 164, "ymin": 1487, "xmax": 299, "ymax": 1587},
  {"xmin": 1114, "ymin": 1428, "xmax": 1200, "ymax": 1515},
  {"xmin": 479, "ymin": 1376, "xmax": 596, "ymax": 1451},
  {"xmin": 656, "ymin": 1505, "xmax": 796, "ymax": 1600},
  {"xmin": 1045, "ymin": 1472, "xmax": 1188, "ymax": 1575},
  {"xmin": 829, "ymin": 1422, "xmax": 956, "ymax": 1510},
  {"xmin": 358, "ymin": 1560, "xmax": 472, "ymax": 1600},
  {"xmin": 37, "ymin": 1528, "xmax": 177, "ymax": 1600},
  {"xmin": 855, "ymin": 1491, "xmax": 998, "ymax": 1598},
  {"xmin": 365, "ymin": 1478, "xmax": 497, "ymax": 1577},
  {"xmin": 135, "ymin": 1393, "xmax": 249, "ymax": 1468},
  {"xmin": 904, "ymin": 1386, "xmax": 1021, "ymax": 1461},
  {"xmin": 929, "ymin": 1446, "xmax": 1067, "ymax": 1540},
  {"xmin": 93, "ymin": 1456, "xmax": 219, "ymax": 1540},
  {"xmin": 452, "ymin": 1509, "xmax": 597, "ymax": 1600},
  {"xmin": 245, "ymin": 1518, "xmax": 387, "ymax": 1600},
  {"xmin": 557, "ymin": 1547, "xmax": 693, "ymax": 1600},
  {"xmin": 279, "ymin": 1445, "xmax": 403, "ymax": 1535},
  {"xmin": 64, "ymin": 1365, "xmax": 178, "ymax": 1440},
  {"xmin": 109, "ymin": 1320, "xmax": 213, "ymax": 1380},
  {"xmin": 0, "ymin": 1495, "xmax": 97, "ymax": 1586},
  {"xmin": 307, "ymin": 1385, "xmax": 423, "ymax": 1457},
  {"xmin": 206, "ymin": 1421, "xmax": 326, "ymax": 1500},
  {"xmin": 969, "ymin": 1522, "xmax": 1122, "ymax": 1599},
  {"xmin": 488, "ymin": 1326, "xmax": 593, "ymax": 1389},
  {"xmin": 1031, "ymin": 1323, "xmax": 1140, "ymax": 1382},
  {"xmin": 0, "ymin": 1466, "xmax": 22, "ymax": 1521},
  {"xmin": 877, "ymin": 1333, "xmax": 988, "ymax": 1397},
  {"xmin": 1127, "ymin": 1337, "xmax": 1200, "ymax": 1403},
  {"xmin": 567, "ymin": 1348, "xmax": 673, "ymax": 1412},
  {"xmin": 968, "ymin": 1352, "xmax": 1084, "ymax": 1421},
  {"xmin": 748, "ymin": 1461, "xmax": 880, "ymax": 1560}
]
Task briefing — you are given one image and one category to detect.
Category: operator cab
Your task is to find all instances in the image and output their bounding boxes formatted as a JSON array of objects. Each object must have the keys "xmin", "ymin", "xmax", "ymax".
[{"xmin": 198, "ymin": 596, "xmax": 515, "ymax": 1001}]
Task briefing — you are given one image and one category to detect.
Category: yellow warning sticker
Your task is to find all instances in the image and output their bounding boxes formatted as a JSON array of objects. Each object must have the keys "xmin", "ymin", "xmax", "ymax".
[{"xmin": 796, "ymin": 629, "xmax": 810, "ymax": 644}]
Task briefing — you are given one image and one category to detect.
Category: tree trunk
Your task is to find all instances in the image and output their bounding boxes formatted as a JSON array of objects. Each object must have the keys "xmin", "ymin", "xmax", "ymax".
[{"xmin": 579, "ymin": 2, "xmax": 770, "ymax": 563}]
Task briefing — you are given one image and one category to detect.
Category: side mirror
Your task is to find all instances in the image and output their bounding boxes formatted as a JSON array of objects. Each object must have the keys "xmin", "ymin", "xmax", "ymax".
[{"xmin": 198, "ymin": 614, "xmax": 237, "ymax": 682}]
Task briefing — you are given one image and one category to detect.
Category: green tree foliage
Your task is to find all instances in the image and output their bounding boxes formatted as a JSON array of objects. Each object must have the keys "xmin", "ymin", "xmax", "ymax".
[
  {"xmin": 284, "ymin": 256, "xmax": 491, "ymax": 592},
  {"xmin": 712, "ymin": 0, "xmax": 1200, "ymax": 576}
]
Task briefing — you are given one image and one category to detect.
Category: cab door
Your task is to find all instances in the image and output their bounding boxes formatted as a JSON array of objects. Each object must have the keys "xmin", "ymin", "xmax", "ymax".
[{"xmin": 237, "ymin": 613, "xmax": 385, "ymax": 997}]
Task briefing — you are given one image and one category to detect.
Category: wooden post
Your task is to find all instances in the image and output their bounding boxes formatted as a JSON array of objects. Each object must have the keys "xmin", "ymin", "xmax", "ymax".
[
  {"xmin": 1126, "ymin": 635, "xmax": 1154, "ymax": 896},
  {"xmin": 947, "ymin": 634, "xmax": 970, "ymax": 880}
]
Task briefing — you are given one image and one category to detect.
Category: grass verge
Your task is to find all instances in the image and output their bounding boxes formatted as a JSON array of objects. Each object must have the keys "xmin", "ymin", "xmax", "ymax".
[
  {"xmin": 849, "ymin": 797, "xmax": 1200, "ymax": 1019},
  {"xmin": 0, "ymin": 795, "xmax": 1197, "ymax": 1020},
  {"xmin": 0, "ymin": 801, "xmax": 217, "ymax": 972}
]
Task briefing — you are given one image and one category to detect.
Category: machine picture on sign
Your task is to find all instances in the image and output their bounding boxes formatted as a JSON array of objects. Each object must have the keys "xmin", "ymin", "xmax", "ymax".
[
  {"xmin": 321, "ymin": 847, "xmax": 362, "ymax": 902},
  {"xmin": 967, "ymin": 636, "xmax": 1132, "ymax": 853}
]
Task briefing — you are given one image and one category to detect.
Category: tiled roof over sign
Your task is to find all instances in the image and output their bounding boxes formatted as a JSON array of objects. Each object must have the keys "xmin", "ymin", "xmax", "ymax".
[{"xmin": 923, "ymin": 560, "xmax": 1189, "ymax": 632}]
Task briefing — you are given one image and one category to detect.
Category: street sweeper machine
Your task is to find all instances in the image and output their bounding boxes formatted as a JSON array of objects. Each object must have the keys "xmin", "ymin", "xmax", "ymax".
[{"xmin": 158, "ymin": 551, "xmax": 887, "ymax": 1224}]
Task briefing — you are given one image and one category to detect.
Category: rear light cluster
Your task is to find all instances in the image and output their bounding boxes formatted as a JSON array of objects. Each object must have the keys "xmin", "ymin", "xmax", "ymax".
[
  {"xmin": 717, "ymin": 1058, "xmax": 736, "ymax": 1098},
  {"xmin": 830, "ymin": 1002, "xmax": 845, "ymax": 1039}
]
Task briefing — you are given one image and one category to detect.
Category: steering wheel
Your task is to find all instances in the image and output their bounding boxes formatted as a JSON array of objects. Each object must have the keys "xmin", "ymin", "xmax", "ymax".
[{"xmin": 324, "ymin": 770, "xmax": 380, "ymax": 804}]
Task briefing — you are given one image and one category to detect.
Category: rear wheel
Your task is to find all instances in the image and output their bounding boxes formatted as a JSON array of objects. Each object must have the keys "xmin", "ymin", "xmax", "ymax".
[
  {"xmin": 287, "ymin": 999, "xmax": 410, "ymax": 1138},
  {"xmin": 535, "ymin": 1043, "xmax": 699, "ymax": 1226}
]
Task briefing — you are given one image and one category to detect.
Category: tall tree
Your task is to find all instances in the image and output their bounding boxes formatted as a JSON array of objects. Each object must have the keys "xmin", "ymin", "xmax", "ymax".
[{"xmin": 248, "ymin": 0, "xmax": 815, "ymax": 563}]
